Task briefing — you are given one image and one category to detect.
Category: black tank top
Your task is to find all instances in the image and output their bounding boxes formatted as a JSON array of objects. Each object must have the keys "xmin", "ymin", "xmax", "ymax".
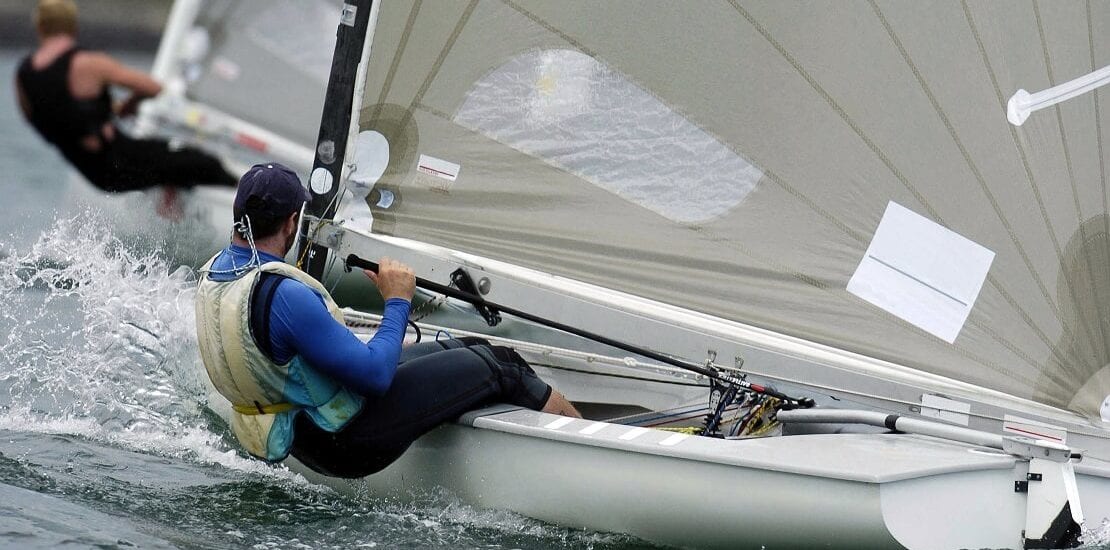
[{"xmin": 17, "ymin": 47, "xmax": 112, "ymax": 148}]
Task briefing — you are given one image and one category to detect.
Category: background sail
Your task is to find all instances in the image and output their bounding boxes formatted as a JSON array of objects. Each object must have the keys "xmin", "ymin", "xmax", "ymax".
[
  {"xmin": 172, "ymin": 0, "xmax": 340, "ymax": 153},
  {"xmin": 355, "ymin": 0, "xmax": 1110, "ymax": 419}
]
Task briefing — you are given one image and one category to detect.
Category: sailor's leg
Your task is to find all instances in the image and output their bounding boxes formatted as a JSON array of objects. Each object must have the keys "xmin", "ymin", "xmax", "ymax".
[
  {"xmin": 397, "ymin": 336, "xmax": 492, "ymax": 362},
  {"xmin": 401, "ymin": 338, "xmax": 578, "ymax": 417},
  {"xmin": 289, "ymin": 344, "xmax": 553, "ymax": 478},
  {"xmin": 107, "ymin": 134, "xmax": 237, "ymax": 189}
]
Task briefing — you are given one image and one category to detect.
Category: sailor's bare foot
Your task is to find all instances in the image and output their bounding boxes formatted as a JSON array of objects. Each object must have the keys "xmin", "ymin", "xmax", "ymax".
[
  {"xmin": 155, "ymin": 186, "xmax": 183, "ymax": 221},
  {"xmin": 542, "ymin": 389, "xmax": 582, "ymax": 418}
]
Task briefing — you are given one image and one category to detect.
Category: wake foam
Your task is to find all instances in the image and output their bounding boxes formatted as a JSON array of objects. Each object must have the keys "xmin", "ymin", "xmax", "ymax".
[
  {"xmin": 0, "ymin": 211, "xmax": 655, "ymax": 548},
  {"xmin": 0, "ymin": 211, "xmax": 255, "ymax": 468}
]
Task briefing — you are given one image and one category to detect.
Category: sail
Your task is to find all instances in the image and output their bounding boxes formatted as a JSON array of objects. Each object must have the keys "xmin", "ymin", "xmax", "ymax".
[
  {"xmin": 162, "ymin": 0, "xmax": 341, "ymax": 155},
  {"xmin": 352, "ymin": 0, "xmax": 1110, "ymax": 420}
]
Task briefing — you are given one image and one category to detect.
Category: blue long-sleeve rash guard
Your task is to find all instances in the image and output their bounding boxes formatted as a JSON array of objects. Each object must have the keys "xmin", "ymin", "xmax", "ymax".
[{"xmin": 207, "ymin": 245, "xmax": 411, "ymax": 396}]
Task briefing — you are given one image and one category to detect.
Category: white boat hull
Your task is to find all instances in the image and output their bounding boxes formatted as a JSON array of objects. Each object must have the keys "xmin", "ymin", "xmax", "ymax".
[{"xmin": 278, "ymin": 404, "xmax": 1110, "ymax": 549}]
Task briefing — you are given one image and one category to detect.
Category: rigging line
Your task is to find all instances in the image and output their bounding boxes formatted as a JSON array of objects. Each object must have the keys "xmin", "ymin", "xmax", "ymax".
[
  {"xmin": 346, "ymin": 254, "xmax": 814, "ymax": 406},
  {"xmin": 296, "ymin": 182, "xmax": 347, "ymax": 270},
  {"xmin": 1090, "ymin": 0, "xmax": 1110, "ymax": 311},
  {"xmin": 534, "ymin": 363, "xmax": 705, "ymax": 388},
  {"xmin": 869, "ymin": 0, "xmax": 1085, "ymax": 383},
  {"xmin": 730, "ymin": 1, "xmax": 1059, "ymax": 387},
  {"xmin": 497, "ymin": 0, "xmax": 863, "ymax": 243},
  {"xmin": 368, "ymin": 0, "xmax": 422, "ymax": 124},
  {"xmin": 341, "ymin": 307, "xmax": 706, "ymax": 379},
  {"xmin": 401, "ymin": 0, "xmax": 477, "ymax": 129},
  {"xmin": 325, "ymin": 250, "xmax": 344, "ymax": 296},
  {"xmin": 964, "ymin": 0, "xmax": 1103, "ymax": 372},
  {"xmin": 742, "ymin": 365, "xmax": 1110, "ymax": 440},
  {"xmin": 1032, "ymin": 0, "xmax": 1110, "ymax": 362}
]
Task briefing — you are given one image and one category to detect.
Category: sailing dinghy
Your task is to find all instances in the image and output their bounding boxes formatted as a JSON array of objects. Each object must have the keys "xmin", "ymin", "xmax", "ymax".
[{"xmin": 148, "ymin": 0, "xmax": 1110, "ymax": 547}]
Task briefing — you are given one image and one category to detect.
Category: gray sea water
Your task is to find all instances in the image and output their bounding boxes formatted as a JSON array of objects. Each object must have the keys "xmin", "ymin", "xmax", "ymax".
[{"xmin": 0, "ymin": 49, "xmax": 660, "ymax": 549}]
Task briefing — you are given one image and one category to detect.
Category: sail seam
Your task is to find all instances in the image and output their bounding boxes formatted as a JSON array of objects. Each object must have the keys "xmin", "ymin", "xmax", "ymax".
[
  {"xmin": 1032, "ymin": 0, "xmax": 1110, "ymax": 364},
  {"xmin": 416, "ymin": 102, "xmax": 451, "ymax": 122},
  {"xmin": 756, "ymin": 169, "xmax": 862, "ymax": 242},
  {"xmin": 729, "ymin": 1, "xmax": 941, "ymax": 224},
  {"xmin": 403, "ymin": 0, "xmax": 478, "ymax": 128},
  {"xmin": 963, "ymin": 0, "xmax": 1101, "ymax": 374},
  {"xmin": 369, "ymin": 0, "xmax": 423, "ymax": 125},
  {"xmin": 500, "ymin": 0, "xmax": 600, "ymax": 58},
  {"xmin": 869, "ymin": 1, "xmax": 1080, "ymax": 379}
]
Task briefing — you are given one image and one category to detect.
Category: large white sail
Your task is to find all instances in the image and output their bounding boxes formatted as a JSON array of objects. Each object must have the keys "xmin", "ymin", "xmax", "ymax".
[{"xmin": 347, "ymin": 0, "xmax": 1110, "ymax": 421}]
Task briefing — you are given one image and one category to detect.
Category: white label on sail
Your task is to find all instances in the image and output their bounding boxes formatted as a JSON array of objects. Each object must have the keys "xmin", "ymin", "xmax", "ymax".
[
  {"xmin": 1002, "ymin": 414, "xmax": 1067, "ymax": 444},
  {"xmin": 847, "ymin": 201, "xmax": 994, "ymax": 343},
  {"xmin": 920, "ymin": 394, "xmax": 971, "ymax": 426},
  {"xmin": 417, "ymin": 154, "xmax": 460, "ymax": 183}
]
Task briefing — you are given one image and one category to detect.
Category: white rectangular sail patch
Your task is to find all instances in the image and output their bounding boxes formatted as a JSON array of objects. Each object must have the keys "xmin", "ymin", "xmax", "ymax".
[
  {"xmin": 1003, "ymin": 415, "xmax": 1067, "ymax": 444},
  {"xmin": 847, "ymin": 201, "xmax": 994, "ymax": 343},
  {"xmin": 417, "ymin": 154, "xmax": 460, "ymax": 182}
]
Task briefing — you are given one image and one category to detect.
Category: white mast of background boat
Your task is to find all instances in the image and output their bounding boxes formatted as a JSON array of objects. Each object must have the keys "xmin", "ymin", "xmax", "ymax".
[{"xmin": 138, "ymin": 0, "xmax": 316, "ymax": 172}]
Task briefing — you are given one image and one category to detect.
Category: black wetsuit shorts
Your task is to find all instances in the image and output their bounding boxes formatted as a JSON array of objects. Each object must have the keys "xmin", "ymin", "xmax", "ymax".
[{"xmin": 289, "ymin": 337, "xmax": 552, "ymax": 478}]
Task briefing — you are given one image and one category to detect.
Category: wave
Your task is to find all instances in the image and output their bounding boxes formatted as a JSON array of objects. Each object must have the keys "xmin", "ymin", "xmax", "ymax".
[{"xmin": 0, "ymin": 209, "xmax": 649, "ymax": 549}]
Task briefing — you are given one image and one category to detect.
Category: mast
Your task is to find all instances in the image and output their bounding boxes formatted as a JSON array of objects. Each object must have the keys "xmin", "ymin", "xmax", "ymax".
[
  {"xmin": 134, "ymin": 0, "xmax": 203, "ymax": 138},
  {"xmin": 300, "ymin": 0, "xmax": 376, "ymax": 281}
]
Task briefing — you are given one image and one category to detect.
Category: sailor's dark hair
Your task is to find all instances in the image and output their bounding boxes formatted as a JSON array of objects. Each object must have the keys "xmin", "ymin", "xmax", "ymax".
[{"xmin": 233, "ymin": 196, "xmax": 291, "ymax": 239}]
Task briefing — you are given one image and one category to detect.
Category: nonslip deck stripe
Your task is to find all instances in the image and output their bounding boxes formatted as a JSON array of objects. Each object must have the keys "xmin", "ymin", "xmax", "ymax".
[
  {"xmin": 544, "ymin": 417, "xmax": 575, "ymax": 430},
  {"xmin": 619, "ymin": 427, "xmax": 649, "ymax": 441},
  {"xmin": 659, "ymin": 433, "xmax": 689, "ymax": 446},
  {"xmin": 579, "ymin": 422, "xmax": 607, "ymax": 435}
]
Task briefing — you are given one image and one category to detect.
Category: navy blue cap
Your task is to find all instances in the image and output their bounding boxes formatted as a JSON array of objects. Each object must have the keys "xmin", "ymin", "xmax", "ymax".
[{"xmin": 234, "ymin": 163, "xmax": 311, "ymax": 217}]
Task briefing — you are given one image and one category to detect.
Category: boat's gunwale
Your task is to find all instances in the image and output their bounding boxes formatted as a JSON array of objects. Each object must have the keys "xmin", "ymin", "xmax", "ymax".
[{"xmin": 464, "ymin": 406, "xmax": 1017, "ymax": 484}]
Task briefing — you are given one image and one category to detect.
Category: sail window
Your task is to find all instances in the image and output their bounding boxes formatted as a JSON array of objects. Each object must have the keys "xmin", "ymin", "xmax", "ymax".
[
  {"xmin": 454, "ymin": 49, "xmax": 762, "ymax": 224},
  {"xmin": 847, "ymin": 202, "xmax": 995, "ymax": 343}
]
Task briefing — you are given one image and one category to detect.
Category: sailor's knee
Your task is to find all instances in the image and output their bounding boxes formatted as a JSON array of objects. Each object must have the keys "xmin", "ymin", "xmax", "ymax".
[
  {"xmin": 435, "ymin": 336, "xmax": 491, "ymax": 350},
  {"xmin": 487, "ymin": 345, "xmax": 533, "ymax": 370}
]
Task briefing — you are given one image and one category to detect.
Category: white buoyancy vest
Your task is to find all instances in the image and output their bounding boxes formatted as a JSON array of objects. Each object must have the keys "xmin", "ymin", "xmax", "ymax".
[{"xmin": 195, "ymin": 254, "xmax": 363, "ymax": 461}]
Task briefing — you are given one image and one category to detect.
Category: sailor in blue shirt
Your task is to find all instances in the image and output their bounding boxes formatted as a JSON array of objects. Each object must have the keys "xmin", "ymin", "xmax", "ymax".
[
  {"xmin": 205, "ymin": 243, "xmax": 411, "ymax": 398},
  {"xmin": 195, "ymin": 163, "xmax": 580, "ymax": 478}
]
